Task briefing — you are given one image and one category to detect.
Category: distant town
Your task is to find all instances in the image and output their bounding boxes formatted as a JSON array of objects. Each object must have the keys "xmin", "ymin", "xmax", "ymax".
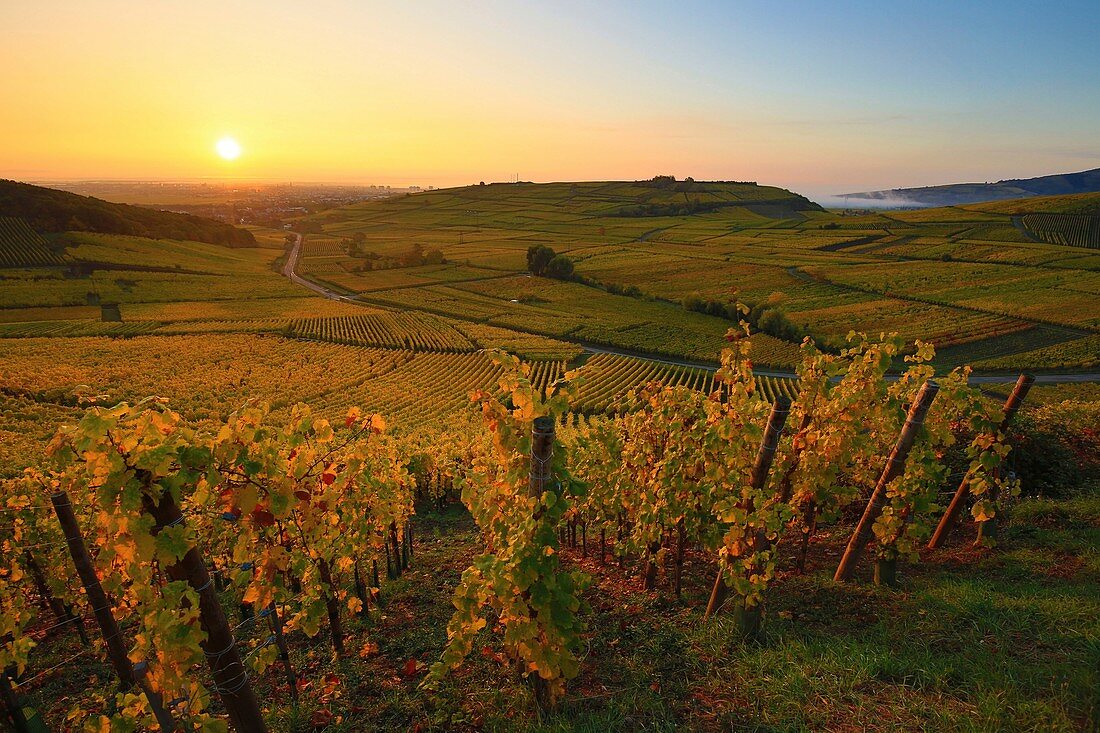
[{"xmin": 36, "ymin": 180, "xmax": 428, "ymax": 228}]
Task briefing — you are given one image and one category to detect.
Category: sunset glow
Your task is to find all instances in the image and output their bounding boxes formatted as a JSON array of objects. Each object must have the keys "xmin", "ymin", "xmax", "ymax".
[
  {"xmin": 2, "ymin": 1, "xmax": 1098, "ymax": 196},
  {"xmin": 216, "ymin": 137, "xmax": 241, "ymax": 161}
]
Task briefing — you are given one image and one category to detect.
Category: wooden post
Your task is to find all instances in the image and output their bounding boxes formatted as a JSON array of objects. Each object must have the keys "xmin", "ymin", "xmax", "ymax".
[
  {"xmin": 353, "ymin": 563, "xmax": 369, "ymax": 617},
  {"xmin": 529, "ymin": 416, "xmax": 554, "ymax": 499},
  {"xmin": 389, "ymin": 523, "xmax": 404, "ymax": 574},
  {"xmin": 133, "ymin": 661, "xmax": 178, "ymax": 732},
  {"xmin": 674, "ymin": 520, "xmax": 685, "ymax": 598},
  {"xmin": 705, "ymin": 397, "xmax": 791, "ymax": 619},
  {"xmin": 1, "ymin": 664, "xmax": 29, "ymax": 733},
  {"xmin": 65, "ymin": 602, "xmax": 91, "ymax": 646},
  {"xmin": 834, "ymin": 381, "xmax": 939, "ymax": 582},
  {"xmin": 266, "ymin": 603, "xmax": 297, "ymax": 703},
  {"xmin": 402, "ymin": 524, "xmax": 411, "ymax": 569},
  {"xmin": 796, "ymin": 499, "xmax": 816, "ymax": 573},
  {"xmin": 642, "ymin": 541, "xmax": 661, "ymax": 591},
  {"xmin": 143, "ymin": 489, "xmax": 268, "ymax": 733},
  {"xmin": 928, "ymin": 374, "xmax": 1034, "ymax": 549},
  {"xmin": 317, "ymin": 559, "xmax": 344, "ymax": 656},
  {"xmin": 23, "ymin": 551, "xmax": 67, "ymax": 623},
  {"xmin": 51, "ymin": 491, "xmax": 136, "ymax": 689},
  {"xmin": 528, "ymin": 416, "xmax": 555, "ymax": 710}
]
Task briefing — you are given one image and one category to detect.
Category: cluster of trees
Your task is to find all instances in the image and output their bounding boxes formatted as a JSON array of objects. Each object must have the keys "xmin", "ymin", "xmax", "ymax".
[
  {"xmin": 526, "ymin": 245, "xmax": 575, "ymax": 280},
  {"xmin": 681, "ymin": 291, "xmax": 809, "ymax": 343},
  {"xmin": 0, "ymin": 180, "xmax": 257, "ymax": 248},
  {"xmin": 637, "ymin": 175, "xmax": 758, "ymax": 191},
  {"xmin": 348, "ymin": 241, "xmax": 444, "ymax": 271}
]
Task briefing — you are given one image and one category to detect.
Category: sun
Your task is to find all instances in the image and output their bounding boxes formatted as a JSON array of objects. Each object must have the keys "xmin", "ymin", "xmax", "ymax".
[{"xmin": 215, "ymin": 137, "xmax": 241, "ymax": 161}]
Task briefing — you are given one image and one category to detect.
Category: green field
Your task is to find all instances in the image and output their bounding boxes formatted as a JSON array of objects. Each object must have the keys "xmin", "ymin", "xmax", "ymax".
[{"xmin": 291, "ymin": 181, "xmax": 1100, "ymax": 370}]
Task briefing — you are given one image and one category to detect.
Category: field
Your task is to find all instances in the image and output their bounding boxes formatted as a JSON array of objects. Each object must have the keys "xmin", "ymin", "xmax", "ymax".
[
  {"xmin": 291, "ymin": 182, "xmax": 1100, "ymax": 369},
  {"xmin": 1, "ymin": 179, "xmax": 1098, "ymax": 480},
  {"xmin": 0, "ymin": 180, "xmax": 1098, "ymax": 732}
]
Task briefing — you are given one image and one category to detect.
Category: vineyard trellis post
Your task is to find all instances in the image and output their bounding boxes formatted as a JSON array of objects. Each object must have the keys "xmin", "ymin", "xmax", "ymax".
[
  {"xmin": 132, "ymin": 661, "xmax": 178, "ymax": 732},
  {"xmin": 1, "ymin": 663, "xmax": 30, "ymax": 733},
  {"xmin": 353, "ymin": 562, "xmax": 369, "ymax": 617},
  {"xmin": 528, "ymin": 415, "xmax": 555, "ymax": 710},
  {"xmin": 529, "ymin": 416, "xmax": 555, "ymax": 499},
  {"xmin": 834, "ymin": 380, "xmax": 939, "ymax": 582},
  {"xmin": 317, "ymin": 559, "xmax": 345, "ymax": 656},
  {"xmin": 928, "ymin": 373, "xmax": 1034, "ymax": 549},
  {"xmin": 142, "ymin": 487, "xmax": 269, "ymax": 733},
  {"xmin": 266, "ymin": 603, "xmax": 297, "ymax": 704},
  {"xmin": 705, "ymin": 396, "xmax": 791, "ymax": 621},
  {"xmin": 50, "ymin": 490, "xmax": 137, "ymax": 689},
  {"xmin": 22, "ymin": 551, "xmax": 70, "ymax": 632}
]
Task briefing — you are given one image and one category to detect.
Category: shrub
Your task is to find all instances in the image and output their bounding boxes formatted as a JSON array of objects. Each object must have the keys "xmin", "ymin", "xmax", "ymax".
[{"xmin": 1012, "ymin": 400, "xmax": 1100, "ymax": 497}]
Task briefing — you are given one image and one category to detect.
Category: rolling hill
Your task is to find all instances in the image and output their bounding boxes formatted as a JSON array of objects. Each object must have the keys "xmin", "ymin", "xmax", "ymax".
[
  {"xmin": 0, "ymin": 179, "xmax": 256, "ymax": 247},
  {"xmin": 837, "ymin": 167, "xmax": 1100, "ymax": 208}
]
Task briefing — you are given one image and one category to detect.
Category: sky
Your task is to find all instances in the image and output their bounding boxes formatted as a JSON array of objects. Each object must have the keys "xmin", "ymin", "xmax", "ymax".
[{"xmin": 2, "ymin": 0, "xmax": 1099, "ymax": 197}]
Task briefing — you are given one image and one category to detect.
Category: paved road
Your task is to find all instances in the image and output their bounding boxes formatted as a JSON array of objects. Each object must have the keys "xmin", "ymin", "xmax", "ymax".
[
  {"xmin": 281, "ymin": 234, "xmax": 1100, "ymax": 384},
  {"xmin": 282, "ymin": 233, "xmax": 358, "ymax": 302}
]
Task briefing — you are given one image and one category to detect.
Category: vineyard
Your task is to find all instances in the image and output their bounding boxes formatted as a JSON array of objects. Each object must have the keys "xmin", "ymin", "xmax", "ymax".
[
  {"xmin": 286, "ymin": 312, "xmax": 475, "ymax": 352},
  {"xmin": 1, "ymin": 332, "xmax": 1096, "ymax": 732},
  {"xmin": 0, "ymin": 180, "xmax": 1098, "ymax": 731},
  {"xmin": 569, "ymin": 353, "xmax": 799, "ymax": 414},
  {"xmin": 1022, "ymin": 213, "xmax": 1100, "ymax": 249},
  {"xmin": 0, "ymin": 217, "xmax": 66, "ymax": 268}
]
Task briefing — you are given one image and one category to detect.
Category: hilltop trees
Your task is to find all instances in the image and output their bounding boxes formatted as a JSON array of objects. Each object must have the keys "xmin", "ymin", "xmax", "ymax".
[{"xmin": 0, "ymin": 179, "xmax": 257, "ymax": 247}]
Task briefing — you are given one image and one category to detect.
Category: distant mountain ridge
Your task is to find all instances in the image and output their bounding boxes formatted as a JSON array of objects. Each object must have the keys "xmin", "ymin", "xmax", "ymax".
[
  {"xmin": 0, "ymin": 179, "xmax": 256, "ymax": 247},
  {"xmin": 837, "ymin": 167, "xmax": 1100, "ymax": 208}
]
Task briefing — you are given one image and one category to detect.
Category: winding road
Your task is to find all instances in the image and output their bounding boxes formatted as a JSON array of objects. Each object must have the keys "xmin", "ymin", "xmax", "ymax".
[{"xmin": 281, "ymin": 234, "xmax": 1099, "ymax": 384}]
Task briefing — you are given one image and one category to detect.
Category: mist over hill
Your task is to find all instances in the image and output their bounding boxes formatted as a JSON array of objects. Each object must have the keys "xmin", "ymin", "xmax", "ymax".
[
  {"xmin": 835, "ymin": 167, "xmax": 1100, "ymax": 208},
  {"xmin": 0, "ymin": 179, "xmax": 257, "ymax": 247}
]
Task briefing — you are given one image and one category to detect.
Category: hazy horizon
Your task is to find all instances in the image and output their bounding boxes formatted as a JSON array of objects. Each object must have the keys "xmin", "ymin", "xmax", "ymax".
[{"xmin": 3, "ymin": 0, "xmax": 1098, "ymax": 197}]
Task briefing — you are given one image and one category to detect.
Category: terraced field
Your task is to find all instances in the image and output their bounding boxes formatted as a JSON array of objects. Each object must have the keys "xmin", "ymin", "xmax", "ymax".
[{"xmin": 297, "ymin": 182, "xmax": 1100, "ymax": 370}]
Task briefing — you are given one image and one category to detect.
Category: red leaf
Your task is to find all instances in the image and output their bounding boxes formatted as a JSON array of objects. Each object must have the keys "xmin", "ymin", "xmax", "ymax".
[
  {"xmin": 403, "ymin": 658, "xmax": 418, "ymax": 677},
  {"xmin": 310, "ymin": 708, "xmax": 333, "ymax": 728},
  {"xmin": 251, "ymin": 508, "xmax": 275, "ymax": 527}
]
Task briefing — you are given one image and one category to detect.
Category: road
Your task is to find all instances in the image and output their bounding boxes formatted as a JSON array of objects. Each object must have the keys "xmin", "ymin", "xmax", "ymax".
[
  {"xmin": 281, "ymin": 233, "xmax": 1100, "ymax": 384},
  {"xmin": 282, "ymin": 233, "xmax": 358, "ymax": 302}
]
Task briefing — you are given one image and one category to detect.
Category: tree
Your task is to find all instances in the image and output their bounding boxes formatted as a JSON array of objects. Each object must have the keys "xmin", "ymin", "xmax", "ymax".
[
  {"xmin": 544, "ymin": 254, "xmax": 574, "ymax": 280},
  {"xmin": 527, "ymin": 245, "xmax": 557, "ymax": 275},
  {"xmin": 400, "ymin": 243, "xmax": 425, "ymax": 267}
]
